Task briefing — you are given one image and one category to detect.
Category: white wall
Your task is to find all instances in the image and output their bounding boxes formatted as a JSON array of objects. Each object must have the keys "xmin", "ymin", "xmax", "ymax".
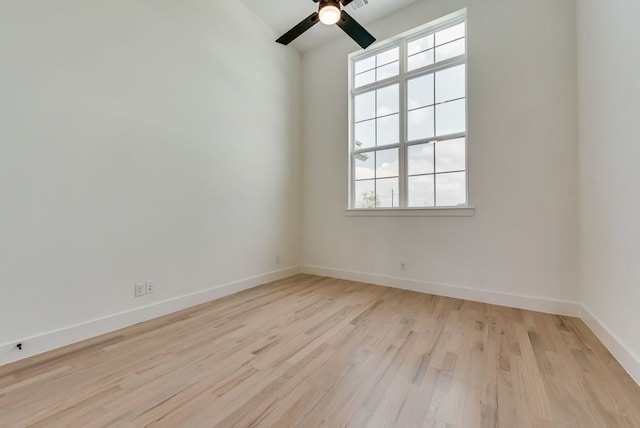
[
  {"xmin": 0, "ymin": 0, "xmax": 637, "ymax": 384},
  {"xmin": 577, "ymin": 0, "xmax": 640, "ymax": 379},
  {"xmin": 0, "ymin": 0, "xmax": 302, "ymax": 361},
  {"xmin": 302, "ymin": 0, "xmax": 580, "ymax": 310}
]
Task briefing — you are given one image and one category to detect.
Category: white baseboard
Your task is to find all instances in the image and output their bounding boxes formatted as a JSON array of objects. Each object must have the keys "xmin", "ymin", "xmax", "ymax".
[
  {"xmin": 581, "ymin": 305, "xmax": 640, "ymax": 386},
  {"xmin": 0, "ymin": 266, "xmax": 300, "ymax": 368},
  {"xmin": 5, "ymin": 267, "xmax": 638, "ymax": 389},
  {"xmin": 301, "ymin": 265, "xmax": 581, "ymax": 316},
  {"xmin": 301, "ymin": 266, "xmax": 640, "ymax": 387}
]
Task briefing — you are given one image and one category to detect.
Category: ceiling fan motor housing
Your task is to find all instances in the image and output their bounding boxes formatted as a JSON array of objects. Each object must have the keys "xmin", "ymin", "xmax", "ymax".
[
  {"xmin": 318, "ymin": 0, "xmax": 342, "ymax": 12},
  {"xmin": 319, "ymin": 0, "xmax": 341, "ymax": 8}
]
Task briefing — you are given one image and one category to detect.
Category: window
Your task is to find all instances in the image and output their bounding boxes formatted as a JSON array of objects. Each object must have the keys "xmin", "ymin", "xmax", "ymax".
[{"xmin": 349, "ymin": 12, "xmax": 468, "ymax": 210}]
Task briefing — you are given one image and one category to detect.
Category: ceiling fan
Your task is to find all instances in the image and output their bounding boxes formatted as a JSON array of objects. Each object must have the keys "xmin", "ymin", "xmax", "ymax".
[{"xmin": 276, "ymin": 0, "xmax": 376, "ymax": 49}]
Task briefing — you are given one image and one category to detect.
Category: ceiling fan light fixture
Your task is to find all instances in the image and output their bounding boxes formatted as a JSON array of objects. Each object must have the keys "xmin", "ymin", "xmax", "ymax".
[{"xmin": 319, "ymin": 2, "xmax": 341, "ymax": 26}]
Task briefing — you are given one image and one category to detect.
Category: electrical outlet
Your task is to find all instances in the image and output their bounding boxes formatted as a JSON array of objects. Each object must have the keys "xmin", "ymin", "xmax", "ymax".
[
  {"xmin": 400, "ymin": 262, "xmax": 407, "ymax": 271},
  {"xmin": 276, "ymin": 256, "xmax": 280, "ymax": 265},
  {"xmin": 145, "ymin": 281, "xmax": 155, "ymax": 295},
  {"xmin": 135, "ymin": 283, "xmax": 146, "ymax": 297}
]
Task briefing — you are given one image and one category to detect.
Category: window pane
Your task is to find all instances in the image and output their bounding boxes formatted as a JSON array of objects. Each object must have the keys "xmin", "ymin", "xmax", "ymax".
[
  {"xmin": 351, "ymin": 18, "xmax": 468, "ymax": 211},
  {"xmin": 354, "ymin": 152, "xmax": 375, "ymax": 180},
  {"xmin": 408, "ymin": 74, "xmax": 434, "ymax": 110},
  {"xmin": 355, "ymin": 180, "xmax": 376, "ymax": 208},
  {"xmin": 408, "ymin": 49, "xmax": 434, "ymax": 71},
  {"xmin": 435, "ymin": 64, "xmax": 465, "ymax": 103},
  {"xmin": 377, "ymin": 114, "xmax": 399, "ymax": 146},
  {"xmin": 376, "ymin": 84, "xmax": 399, "ymax": 116},
  {"xmin": 377, "ymin": 178, "xmax": 399, "ymax": 207},
  {"xmin": 355, "ymin": 119, "xmax": 375, "ymax": 149},
  {"xmin": 408, "ymin": 143, "xmax": 434, "ymax": 176},
  {"xmin": 376, "ymin": 148, "xmax": 398, "ymax": 178},
  {"xmin": 435, "ymin": 172, "xmax": 466, "ymax": 206},
  {"xmin": 408, "ymin": 175, "xmax": 435, "ymax": 207},
  {"xmin": 376, "ymin": 61, "xmax": 399, "ymax": 81},
  {"xmin": 355, "ymin": 70, "xmax": 375, "ymax": 88},
  {"xmin": 408, "ymin": 106, "xmax": 435, "ymax": 141},
  {"xmin": 436, "ymin": 99, "xmax": 465, "ymax": 136},
  {"xmin": 377, "ymin": 47, "xmax": 399, "ymax": 66},
  {"xmin": 408, "ymin": 34, "xmax": 434, "ymax": 56},
  {"xmin": 435, "ymin": 22, "xmax": 465, "ymax": 46},
  {"xmin": 435, "ymin": 38, "xmax": 465, "ymax": 62},
  {"xmin": 355, "ymin": 56, "xmax": 376, "ymax": 74},
  {"xmin": 435, "ymin": 138, "xmax": 466, "ymax": 172},
  {"xmin": 355, "ymin": 91, "xmax": 376, "ymax": 122}
]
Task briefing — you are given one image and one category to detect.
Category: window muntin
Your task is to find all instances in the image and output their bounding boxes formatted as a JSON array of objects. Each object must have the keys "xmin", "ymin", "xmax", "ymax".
[
  {"xmin": 407, "ymin": 22, "xmax": 466, "ymax": 72},
  {"xmin": 354, "ymin": 47, "xmax": 400, "ymax": 88},
  {"xmin": 354, "ymin": 84, "xmax": 400, "ymax": 150},
  {"xmin": 354, "ymin": 148, "xmax": 400, "ymax": 208},
  {"xmin": 350, "ymin": 13, "xmax": 467, "ymax": 210}
]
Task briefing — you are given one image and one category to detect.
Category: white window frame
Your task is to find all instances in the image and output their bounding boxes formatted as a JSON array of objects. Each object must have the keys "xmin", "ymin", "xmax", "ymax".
[{"xmin": 347, "ymin": 9, "xmax": 474, "ymax": 217}]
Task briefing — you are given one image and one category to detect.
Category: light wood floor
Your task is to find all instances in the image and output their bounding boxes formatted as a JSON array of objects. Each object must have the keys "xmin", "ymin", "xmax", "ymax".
[{"xmin": 1, "ymin": 275, "xmax": 639, "ymax": 427}]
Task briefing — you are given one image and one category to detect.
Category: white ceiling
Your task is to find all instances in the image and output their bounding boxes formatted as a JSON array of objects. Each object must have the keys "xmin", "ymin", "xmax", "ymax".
[{"xmin": 238, "ymin": 0, "xmax": 422, "ymax": 52}]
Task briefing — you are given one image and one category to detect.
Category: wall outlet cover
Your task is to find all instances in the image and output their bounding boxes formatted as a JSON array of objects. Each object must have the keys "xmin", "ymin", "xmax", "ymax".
[{"xmin": 135, "ymin": 283, "xmax": 146, "ymax": 297}]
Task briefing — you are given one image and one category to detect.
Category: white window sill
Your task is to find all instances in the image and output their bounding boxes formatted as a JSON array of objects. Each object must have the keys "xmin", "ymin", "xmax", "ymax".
[{"xmin": 345, "ymin": 207, "xmax": 475, "ymax": 217}]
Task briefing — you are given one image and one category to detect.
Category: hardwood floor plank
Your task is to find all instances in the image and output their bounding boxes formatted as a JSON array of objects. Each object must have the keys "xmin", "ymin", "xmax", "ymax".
[{"xmin": 1, "ymin": 274, "xmax": 639, "ymax": 427}]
